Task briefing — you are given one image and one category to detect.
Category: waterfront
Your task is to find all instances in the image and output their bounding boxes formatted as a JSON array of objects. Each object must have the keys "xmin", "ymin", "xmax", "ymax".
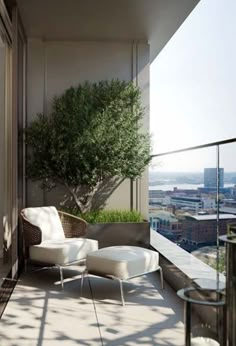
[{"xmin": 149, "ymin": 183, "xmax": 235, "ymax": 191}]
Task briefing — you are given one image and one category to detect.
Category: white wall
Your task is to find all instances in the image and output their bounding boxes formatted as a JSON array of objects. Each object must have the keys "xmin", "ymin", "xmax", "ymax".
[{"xmin": 27, "ymin": 39, "xmax": 149, "ymax": 217}]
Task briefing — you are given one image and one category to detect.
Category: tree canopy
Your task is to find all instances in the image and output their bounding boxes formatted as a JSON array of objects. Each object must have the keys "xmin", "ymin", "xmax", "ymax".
[{"xmin": 25, "ymin": 79, "xmax": 151, "ymax": 212}]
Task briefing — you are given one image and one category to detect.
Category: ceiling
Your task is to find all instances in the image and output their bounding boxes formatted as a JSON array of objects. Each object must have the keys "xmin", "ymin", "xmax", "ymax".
[{"xmin": 16, "ymin": 0, "xmax": 200, "ymax": 61}]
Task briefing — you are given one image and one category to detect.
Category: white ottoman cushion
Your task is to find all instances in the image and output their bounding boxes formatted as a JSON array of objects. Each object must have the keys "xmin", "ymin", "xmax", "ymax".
[
  {"xmin": 86, "ymin": 246, "xmax": 160, "ymax": 280},
  {"xmin": 22, "ymin": 206, "xmax": 65, "ymax": 241},
  {"xmin": 191, "ymin": 337, "xmax": 219, "ymax": 346},
  {"xmin": 30, "ymin": 238, "xmax": 98, "ymax": 265}
]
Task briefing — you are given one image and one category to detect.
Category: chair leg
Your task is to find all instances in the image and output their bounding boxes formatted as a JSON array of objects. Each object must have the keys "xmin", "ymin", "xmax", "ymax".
[
  {"xmin": 80, "ymin": 269, "xmax": 87, "ymax": 296},
  {"xmin": 56, "ymin": 265, "xmax": 64, "ymax": 290},
  {"xmin": 119, "ymin": 279, "xmax": 125, "ymax": 306},
  {"xmin": 159, "ymin": 267, "xmax": 164, "ymax": 289}
]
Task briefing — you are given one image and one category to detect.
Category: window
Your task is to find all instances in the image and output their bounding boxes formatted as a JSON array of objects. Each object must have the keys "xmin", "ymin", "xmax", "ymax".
[{"xmin": 0, "ymin": 14, "xmax": 12, "ymax": 285}]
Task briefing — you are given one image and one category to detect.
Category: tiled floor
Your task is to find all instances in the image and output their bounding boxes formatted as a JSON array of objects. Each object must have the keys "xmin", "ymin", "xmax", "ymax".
[{"xmin": 0, "ymin": 266, "xmax": 185, "ymax": 346}]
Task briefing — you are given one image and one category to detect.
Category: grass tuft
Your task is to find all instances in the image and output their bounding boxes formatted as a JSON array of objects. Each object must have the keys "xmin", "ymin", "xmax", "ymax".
[{"xmin": 62, "ymin": 209, "xmax": 144, "ymax": 224}]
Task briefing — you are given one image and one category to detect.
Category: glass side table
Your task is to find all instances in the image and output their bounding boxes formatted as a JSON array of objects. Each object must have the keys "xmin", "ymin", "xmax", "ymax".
[{"xmin": 177, "ymin": 284, "xmax": 226, "ymax": 346}]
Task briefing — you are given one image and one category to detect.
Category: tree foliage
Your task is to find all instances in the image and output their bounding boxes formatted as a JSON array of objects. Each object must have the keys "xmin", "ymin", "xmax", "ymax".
[{"xmin": 25, "ymin": 79, "xmax": 151, "ymax": 212}]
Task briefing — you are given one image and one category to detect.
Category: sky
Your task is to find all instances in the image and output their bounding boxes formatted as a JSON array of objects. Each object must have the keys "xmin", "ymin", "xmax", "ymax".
[{"xmin": 150, "ymin": 0, "xmax": 236, "ymax": 172}]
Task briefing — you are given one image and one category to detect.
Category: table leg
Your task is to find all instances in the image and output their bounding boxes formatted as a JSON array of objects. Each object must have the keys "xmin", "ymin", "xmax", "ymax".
[{"xmin": 185, "ymin": 300, "xmax": 191, "ymax": 346}]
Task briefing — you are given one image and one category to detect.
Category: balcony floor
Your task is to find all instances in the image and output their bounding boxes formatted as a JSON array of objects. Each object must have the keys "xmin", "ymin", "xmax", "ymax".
[{"xmin": 0, "ymin": 266, "xmax": 185, "ymax": 346}]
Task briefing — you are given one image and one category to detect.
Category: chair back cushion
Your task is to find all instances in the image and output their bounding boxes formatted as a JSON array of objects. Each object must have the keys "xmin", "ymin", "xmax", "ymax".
[{"xmin": 22, "ymin": 206, "xmax": 65, "ymax": 241}]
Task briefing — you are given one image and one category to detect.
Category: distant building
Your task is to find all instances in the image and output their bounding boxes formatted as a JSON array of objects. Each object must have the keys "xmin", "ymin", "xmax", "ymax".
[
  {"xmin": 204, "ymin": 168, "xmax": 224, "ymax": 188},
  {"xmin": 202, "ymin": 198, "xmax": 216, "ymax": 209},
  {"xmin": 220, "ymin": 199, "xmax": 236, "ymax": 215},
  {"xmin": 149, "ymin": 210, "xmax": 182, "ymax": 241},
  {"xmin": 171, "ymin": 196, "xmax": 202, "ymax": 213},
  {"xmin": 223, "ymin": 199, "xmax": 236, "ymax": 208},
  {"xmin": 149, "ymin": 190, "xmax": 170, "ymax": 206},
  {"xmin": 198, "ymin": 186, "xmax": 232, "ymax": 195},
  {"xmin": 170, "ymin": 196, "xmax": 215, "ymax": 213},
  {"xmin": 182, "ymin": 214, "xmax": 236, "ymax": 246},
  {"xmin": 220, "ymin": 207, "xmax": 236, "ymax": 215}
]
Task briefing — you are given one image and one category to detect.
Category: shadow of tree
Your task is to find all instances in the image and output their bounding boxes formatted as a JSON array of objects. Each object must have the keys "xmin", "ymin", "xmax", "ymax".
[
  {"xmin": 0, "ymin": 269, "xmax": 185, "ymax": 346},
  {"xmin": 91, "ymin": 177, "xmax": 124, "ymax": 211},
  {"xmin": 45, "ymin": 177, "xmax": 124, "ymax": 212}
]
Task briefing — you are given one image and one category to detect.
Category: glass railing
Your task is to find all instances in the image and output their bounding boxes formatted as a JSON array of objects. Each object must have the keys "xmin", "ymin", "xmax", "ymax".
[{"xmin": 149, "ymin": 138, "xmax": 236, "ymax": 275}]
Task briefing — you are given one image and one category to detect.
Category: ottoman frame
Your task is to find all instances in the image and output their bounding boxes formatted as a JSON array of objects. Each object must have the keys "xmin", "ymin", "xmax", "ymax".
[{"xmin": 81, "ymin": 246, "xmax": 164, "ymax": 306}]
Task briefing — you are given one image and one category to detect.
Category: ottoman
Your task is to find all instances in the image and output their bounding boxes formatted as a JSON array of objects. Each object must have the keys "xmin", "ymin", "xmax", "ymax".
[
  {"xmin": 82, "ymin": 245, "xmax": 163, "ymax": 305},
  {"xmin": 191, "ymin": 338, "xmax": 219, "ymax": 346}
]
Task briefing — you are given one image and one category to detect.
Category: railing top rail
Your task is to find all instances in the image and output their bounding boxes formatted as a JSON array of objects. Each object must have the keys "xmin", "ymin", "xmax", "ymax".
[{"xmin": 151, "ymin": 137, "xmax": 236, "ymax": 158}]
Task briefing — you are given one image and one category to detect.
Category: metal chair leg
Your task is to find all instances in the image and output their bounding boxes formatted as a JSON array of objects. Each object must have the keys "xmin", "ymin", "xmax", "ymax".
[
  {"xmin": 159, "ymin": 267, "xmax": 164, "ymax": 289},
  {"xmin": 119, "ymin": 279, "xmax": 125, "ymax": 306},
  {"xmin": 80, "ymin": 269, "xmax": 87, "ymax": 296},
  {"xmin": 56, "ymin": 265, "xmax": 64, "ymax": 290}
]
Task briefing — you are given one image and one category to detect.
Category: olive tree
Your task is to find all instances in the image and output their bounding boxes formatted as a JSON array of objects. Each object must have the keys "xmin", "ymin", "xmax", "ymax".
[{"xmin": 25, "ymin": 80, "xmax": 151, "ymax": 213}]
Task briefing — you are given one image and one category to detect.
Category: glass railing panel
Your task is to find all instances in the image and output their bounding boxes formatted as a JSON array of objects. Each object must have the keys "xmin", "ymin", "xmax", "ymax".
[
  {"xmin": 217, "ymin": 141, "xmax": 236, "ymax": 273},
  {"xmin": 150, "ymin": 139, "xmax": 236, "ymax": 276}
]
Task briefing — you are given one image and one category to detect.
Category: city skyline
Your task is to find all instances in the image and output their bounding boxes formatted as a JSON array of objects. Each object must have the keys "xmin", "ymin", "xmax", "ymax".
[{"xmin": 149, "ymin": 169, "xmax": 236, "ymax": 188}]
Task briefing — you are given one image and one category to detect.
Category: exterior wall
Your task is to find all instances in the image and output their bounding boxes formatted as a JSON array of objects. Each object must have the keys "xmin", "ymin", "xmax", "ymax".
[
  {"xmin": 0, "ymin": 45, "xmax": 5, "ymax": 262},
  {"xmin": 0, "ymin": 29, "xmax": 13, "ymax": 284},
  {"xmin": 203, "ymin": 198, "xmax": 216, "ymax": 209},
  {"xmin": 182, "ymin": 219, "xmax": 236, "ymax": 244},
  {"xmin": 0, "ymin": 2, "xmax": 23, "ymax": 311},
  {"xmin": 27, "ymin": 39, "xmax": 150, "ymax": 218},
  {"xmin": 204, "ymin": 168, "xmax": 224, "ymax": 188}
]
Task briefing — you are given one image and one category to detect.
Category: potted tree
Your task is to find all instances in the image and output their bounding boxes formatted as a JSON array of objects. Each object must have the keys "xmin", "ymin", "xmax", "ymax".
[{"xmin": 25, "ymin": 79, "xmax": 151, "ymax": 247}]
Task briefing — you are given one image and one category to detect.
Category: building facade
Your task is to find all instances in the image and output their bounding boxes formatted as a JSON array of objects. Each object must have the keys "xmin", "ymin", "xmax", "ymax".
[
  {"xmin": 182, "ymin": 214, "xmax": 236, "ymax": 246},
  {"xmin": 171, "ymin": 196, "xmax": 203, "ymax": 213},
  {"xmin": 149, "ymin": 210, "xmax": 182, "ymax": 241},
  {"xmin": 204, "ymin": 168, "xmax": 224, "ymax": 188}
]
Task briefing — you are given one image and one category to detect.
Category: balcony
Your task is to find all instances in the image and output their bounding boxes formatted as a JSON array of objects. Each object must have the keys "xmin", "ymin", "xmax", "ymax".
[
  {"xmin": 1, "ymin": 139, "xmax": 235, "ymax": 345},
  {"xmin": 0, "ymin": 225, "xmax": 228, "ymax": 346},
  {"xmin": 1, "ymin": 253, "xmax": 185, "ymax": 346},
  {"xmin": 0, "ymin": 1, "xmax": 234, "ymax": 345}
]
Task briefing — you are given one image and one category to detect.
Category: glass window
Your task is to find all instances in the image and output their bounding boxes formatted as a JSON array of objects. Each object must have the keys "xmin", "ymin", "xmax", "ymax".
[{"xmin": 0, "ymin": 18, "xmax": 12, "ymax": 285}]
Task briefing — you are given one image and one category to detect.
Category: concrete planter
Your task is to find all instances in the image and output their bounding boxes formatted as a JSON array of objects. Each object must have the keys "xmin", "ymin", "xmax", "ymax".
[{"xmin": 87, "ymin": 221, "xmax": 150, "ymax": 249}]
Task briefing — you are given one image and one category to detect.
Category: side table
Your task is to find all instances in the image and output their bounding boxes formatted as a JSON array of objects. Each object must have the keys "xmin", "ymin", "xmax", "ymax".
[
  {"xmin": 219, "ymin": 235, "xmax": 236, "ymax": 346},
  {"xmin": 177, "ymin": 285, "xmax": 226, "ymax": 346}
]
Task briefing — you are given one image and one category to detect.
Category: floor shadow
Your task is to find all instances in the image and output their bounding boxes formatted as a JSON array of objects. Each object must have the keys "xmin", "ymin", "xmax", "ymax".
[{"xmin": 0, "ymin": 269, "xmax": 185, "ymax": 346}]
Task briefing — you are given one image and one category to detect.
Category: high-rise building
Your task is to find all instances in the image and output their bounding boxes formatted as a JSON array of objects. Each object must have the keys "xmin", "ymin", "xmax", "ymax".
[{"xmin": 204, "ymin": 168, "xmax": 224, "ymax": 188}]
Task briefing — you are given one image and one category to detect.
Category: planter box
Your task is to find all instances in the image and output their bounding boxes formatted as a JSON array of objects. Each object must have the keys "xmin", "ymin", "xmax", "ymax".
[{"xmin": 87, "ymin": 222, "xmax": 150, "ymax": 249}]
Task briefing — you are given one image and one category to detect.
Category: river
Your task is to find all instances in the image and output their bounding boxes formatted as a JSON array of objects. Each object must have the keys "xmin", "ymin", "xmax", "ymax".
[{"xmin": 149, "ymin": 183, "xmax": 235, "ymax": 191}]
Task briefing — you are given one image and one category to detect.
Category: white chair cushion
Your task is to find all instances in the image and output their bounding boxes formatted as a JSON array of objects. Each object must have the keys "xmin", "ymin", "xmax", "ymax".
[
  {"xmin": 29, "ymin": 238, "xmax": 98, "ymax": 265},
  {"xmin": 86, "ymin": 246, "xmax": 160, "ymax": 280},
  {"xmin": 22, "ymin": 206, "xmax": 65, "ymax": 241}
]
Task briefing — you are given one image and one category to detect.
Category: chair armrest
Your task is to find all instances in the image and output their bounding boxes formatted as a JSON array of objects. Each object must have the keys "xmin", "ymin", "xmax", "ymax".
[
  {"xmin": 20, "ymin": 212, "xmax": 42, "ymax": 247},
  {"xmin": 58, "ymin": 211, "xmax": 88, "ymax": 238}
]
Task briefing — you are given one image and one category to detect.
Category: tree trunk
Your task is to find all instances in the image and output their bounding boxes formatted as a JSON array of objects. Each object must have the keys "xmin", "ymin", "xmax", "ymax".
[
  {"xmin": 64, "ymin": 184, "xmax": 83, "ymax": 213},
  {"xmin": 64, "ymin": 183, "xmax": 99, "ymax": 214}
]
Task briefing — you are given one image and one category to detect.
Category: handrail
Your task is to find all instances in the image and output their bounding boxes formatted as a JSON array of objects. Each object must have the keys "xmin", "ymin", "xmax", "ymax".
[{"xmin": 151, "ymin": 137, "xmax": 236, "ymax": 158}]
